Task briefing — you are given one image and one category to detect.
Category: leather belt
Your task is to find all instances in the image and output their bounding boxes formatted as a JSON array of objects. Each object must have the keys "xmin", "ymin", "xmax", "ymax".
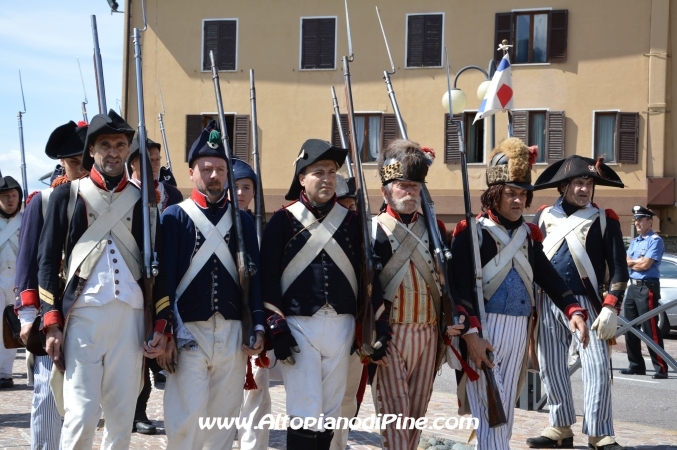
[{"xmin": 629, "ymin": 278, "xmax": 658, "ymax": 286}]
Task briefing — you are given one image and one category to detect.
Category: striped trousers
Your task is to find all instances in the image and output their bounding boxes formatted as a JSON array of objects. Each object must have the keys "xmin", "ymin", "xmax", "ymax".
[
  {"xmin": 374, "ymin": 323, "xmax": 437, "ymax": 450},
  {"xmin": 31, "ymin": 355, "xmax": 63, "ymax": 449},
  {"xmin": 466, "ymin": 314, "xmax": 528, "ymax": 450},
  {"xmin": 538, "ymin": 294, "xmax": 614, "ymax": 437}
]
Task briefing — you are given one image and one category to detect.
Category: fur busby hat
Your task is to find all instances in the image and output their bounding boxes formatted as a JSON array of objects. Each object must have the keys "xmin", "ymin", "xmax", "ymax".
[
  {"xmin": 82, "ymin": 110, "xmax": 135, "ymax": 171},
  {"xmin": 632, "ymin": 205, "xmax": 654, "ymax": 219},
  {"xmin": 336, "ymin": 174, "xmax": 356, "ymax": 200},
  {"xmin": 378, "ymin": 139, "xmax": 433, "ymax": 186},
  {"xmin": 486, "ymin": 138, "xmax": 537, "ymax": 191},
  {"xmin": 187, "ymin": 120, "xmax": 228, "ymax": 168},
  {"xmin": 45, "ymin": 121, "xmax": 88, "ymax": 160},
  {"xmin": 285, "ymin": 139, "xmax": 347, "ymax": 201},
  {"xmin": 0, "ymin": 176, "xmax": 23, "ymax": 202},
  {"xmin": 533, "ymin": 155, "xmax": 624, "ymax": 190}
]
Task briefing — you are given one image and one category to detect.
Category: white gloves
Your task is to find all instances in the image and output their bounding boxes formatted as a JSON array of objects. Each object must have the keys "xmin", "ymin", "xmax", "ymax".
[{"xmin": 591, "ymin": 306, "xmax": 618, "ymax": 340}]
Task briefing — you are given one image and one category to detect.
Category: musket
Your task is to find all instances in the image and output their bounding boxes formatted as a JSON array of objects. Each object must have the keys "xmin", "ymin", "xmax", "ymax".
[
  {"xmin": 210, "ymin": 50, "xmax": 256, "ymax": 347},
  {"xmin": 131, "ymin": 0, "xmax": 159, "ymax": 341},
  {"xmin": 444, "ymin": 45, "xmax": 507, "ymax": 427},
  {"xmin": 330, "ymin": 86, "xmax": 354, "ymax": 178},
  {"xmin": 91, "ymin": 15, "xmax": 107, "ymax": 113},
  {"xmin": 342, "ymin": 0, "xmax": 380, "ymax": 355},
  {"xmin": 249, "ymin": 70, "xmax": 266, "ymax": 246},
  {"xmin": 77, "ymin": 58, "xmax": 89, "ymax": 122},
  {"xmin": 157, "ymin": 78, "xmax": 173, "ymax": 174},
  {"xmin": 375, "ymin": 7, "xmax": 456, "ymax": 330},
  {"xmin": 17, "ymin": 71, "xmax": 28, "ymax": 206}
]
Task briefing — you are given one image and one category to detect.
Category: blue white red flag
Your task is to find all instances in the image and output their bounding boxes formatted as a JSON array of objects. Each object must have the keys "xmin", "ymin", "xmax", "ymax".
[{"xmin": 473, "ymin": 53, "xmax": 513, "ymax": 124}]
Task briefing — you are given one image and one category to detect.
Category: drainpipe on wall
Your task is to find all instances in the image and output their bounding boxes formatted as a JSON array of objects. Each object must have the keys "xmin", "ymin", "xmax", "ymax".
[
  {"xmin": 646, "ymin": 0, "xmax": 669, "ymax": 179},
  {"xmin": 122, "ymin": 0, "xmax": 132, "ymax": 119}
]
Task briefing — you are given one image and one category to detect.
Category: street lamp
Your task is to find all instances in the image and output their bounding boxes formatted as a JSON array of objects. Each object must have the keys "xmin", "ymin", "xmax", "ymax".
[{"xmin": 441, "ymin": 60, "xmax": 497, "ymax": 149}]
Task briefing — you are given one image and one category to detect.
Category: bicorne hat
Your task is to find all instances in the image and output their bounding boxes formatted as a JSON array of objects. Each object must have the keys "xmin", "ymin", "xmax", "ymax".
[
  {"xmin": 45, "ymin": 121, "xmax": 88, "ymax": 160},
  {"xmin": 285, "ymin": 139, "xmax": 347, "ymax": 201},
  {"xmin": 82, "ymin": 110, "xmax": 135, "ymax": 171},
  {"xmin": 533, "ymin": 155, "xmax": 624, "ymax": 190}
]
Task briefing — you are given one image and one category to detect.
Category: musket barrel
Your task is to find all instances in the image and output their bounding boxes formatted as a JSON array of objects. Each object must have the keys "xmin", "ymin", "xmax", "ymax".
[
  {"xmin": 91, "ymin": 15, "xmax": 107, "ymax": 113},
  {"xmin": 17, "ymin": 112, "xmax": 28, "ymax": 205},
  {"xmin": 330, "ymin": 86, "xmax": 354, "ymax": 178},
  {"xmin": 250, "ymin": 69, "xmax": 266, "ymax": 246},
  {"xmin": 158, "ymin": 113, "xmax": 172, "ymax": 173}
]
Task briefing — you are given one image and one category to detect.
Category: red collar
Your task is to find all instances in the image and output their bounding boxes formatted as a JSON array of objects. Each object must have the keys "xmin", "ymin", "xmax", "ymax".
[
  {"xmin": 191, "ymin": 188, "xmax": 227, "ymax": 209},
  {"xmin": 385, "ymin": 205, "xmax": 418, "ymax": 223},
  {"xmin": 486, "ymin": 209, "xmax": 500, "ymax": 223},
  {"xmin": 89, "ymin": 167, "xmax": 129, "ymax": 192}
]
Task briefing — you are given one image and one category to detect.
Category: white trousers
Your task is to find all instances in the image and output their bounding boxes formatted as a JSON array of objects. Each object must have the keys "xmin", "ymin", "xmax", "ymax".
[
  {"xmin": 282, "ymin": 306, "xmax": 354, "ymax": 432},
  {"xmin": 61, "ymin": 300, "xmax": 144, "ymax": 450},
  {"xmin": 164, "ymin": 315, "xmax": 246, "ymax": 450},
  {"xmin": 466, "ymin": 313, "xmax": 528, "ymax": 450},
  {"xmin": 239, "ymin": 351, "xmax": 283, "ymax": 450},
  {"xmin": 330, "ymin": 351, "xmax": 363, "ymax": 450},
  {"xmin": 0, "ymin": 266, "xmax": 17, "ymax": 378}
]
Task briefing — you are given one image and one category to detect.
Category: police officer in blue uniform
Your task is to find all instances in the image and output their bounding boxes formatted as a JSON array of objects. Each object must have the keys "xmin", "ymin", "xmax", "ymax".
[{"xmin": 622, "ymin": 206, "xmax": 667, "ymax": 379}]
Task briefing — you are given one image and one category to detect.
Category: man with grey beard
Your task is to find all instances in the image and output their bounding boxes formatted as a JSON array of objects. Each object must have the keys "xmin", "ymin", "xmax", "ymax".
[{"xmin": 369, "ymin": 140, "xmax": 464, "ymax": 450}]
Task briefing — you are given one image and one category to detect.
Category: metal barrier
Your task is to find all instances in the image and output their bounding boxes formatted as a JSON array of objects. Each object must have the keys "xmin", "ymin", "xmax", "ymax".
[{"xmin": 518, "ymin": 299, "xmax": 677, "ymax": 410}]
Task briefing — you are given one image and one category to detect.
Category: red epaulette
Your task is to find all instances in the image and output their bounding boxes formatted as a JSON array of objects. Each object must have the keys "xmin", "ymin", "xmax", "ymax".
[
  {"xmin": 527, "ymin": 223, "xmax": 544, "ymax": 242},
  {"xmin": 537, "ymin": 205, "xmax": 548, "ymax": 212},
  {"xmin": 436, "ymin": 218, "xmax": 448, "ymax": 236},
  {"xmin": 453, "ymin": 220, "xmax": 468, "ymax": 237},
  {"xmin": 25, "ymin": 190, "xmax": 40, "ymax": 206},
  {"xmin": 605, "ymin": 208, "xmax": 620, "ymax": 221}
]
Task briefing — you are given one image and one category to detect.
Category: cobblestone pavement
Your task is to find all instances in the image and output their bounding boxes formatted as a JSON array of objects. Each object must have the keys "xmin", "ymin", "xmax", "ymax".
[{"xmin": 1, "ymin": 346, "xmax": 676, "ymax": 449}]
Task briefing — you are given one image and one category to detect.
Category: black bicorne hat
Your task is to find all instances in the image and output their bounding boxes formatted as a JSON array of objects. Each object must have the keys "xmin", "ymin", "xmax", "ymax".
[
  {"xmin": 0, "ymin": 176, "xmax": 23, "ymax": 202},
  {"xmin": 632, "ymin": 205, "xmax": 655, "ymax": 219},
  {"xmin": 82, "ymin": 110, "xmax": 135, "ymax": 171},
  {"xmin": 533, "ymin": 155, "xmax": 624, "ymax": 190},
  {"xmin": 45, "ymin": 121, "xmax": 88, "ymax": 160},
  {"xmin": 285, "ymin": 139, "xmax": 347, "ymax": 201},
  {"xmin": 187, "ymin": 120, "xmax": 228, "ymax": 168}
]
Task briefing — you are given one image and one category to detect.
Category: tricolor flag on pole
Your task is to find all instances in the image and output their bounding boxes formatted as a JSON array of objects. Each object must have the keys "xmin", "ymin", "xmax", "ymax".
[{"xmin": 473, "ymin": 53, "xmax": 513, "ymax": 124}]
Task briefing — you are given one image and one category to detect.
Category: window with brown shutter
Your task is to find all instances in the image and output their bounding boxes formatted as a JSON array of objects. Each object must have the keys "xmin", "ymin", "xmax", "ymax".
[
  {"xmin": 185, "ymin": 115, "xmax": 204, "ymax": 162},
  {"xmin": 511, "ymin": 110, "xmax": 564, "ymax": 163},
  {"xmin": 594, "ymin": 111, "xmax": 638, "ymax": 164},
  {"xmin": 331, "ymin": 114, "xmax": 349, "ymax": 148},
  {"xmin": 617, "ymin": 112, "xmax": 639, "ymax": 164},
  {"xmin": 233, "ymin": 115, "xmax": 251, "ymax": 161},
  {"xmin": 381, "ymin": 114, "xmax": 400, "ymax": 151},
  {"xmin": 444, "ymin": 113, "xmax": 462, "ymax": 164},
  {"xmin": 301, "ymin": 17, "xmax": 336, "ymax": 70},
  {"xmin": 545, "ymin": 111, "xmax": 565, "ymax": 162},
  {"xmin": 331, "ymin": 113, "xmax": 396, "ymax": 162},
  {"xmin": 493, "ymin": 10, "xmax": 567, "ymax": 65},
  {"xmin": 202, "ymin": 19, "xmax": 237, "ymax": 71},
  {"xmin": 406, "ymin": 14, "xmax": 444, "ymax": 68},
  {"xmin": 185, "ymin": 114, "xmax": 248, "ymax": 162}
]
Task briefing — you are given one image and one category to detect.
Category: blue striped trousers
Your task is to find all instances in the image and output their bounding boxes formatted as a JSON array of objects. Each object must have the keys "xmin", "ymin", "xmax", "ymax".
[
  {"xmin": 537, "ymin": 294, "xmax": 614, "ymax": 437},
  {"xmin": 31, "ymin": 355, "xmax": 63, "ymax": 449}
]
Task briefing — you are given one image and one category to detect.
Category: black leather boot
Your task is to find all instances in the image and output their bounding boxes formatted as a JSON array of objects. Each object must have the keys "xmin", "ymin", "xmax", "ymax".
[
  {"xmin": 287, "ymin": 427, "xmax": 318, "ymax": 450},
  {"xmin": 317, "ymin": 429, "xmax": 334, "ymax": 450},
  {"xmin": 526, "ymin": 435, "xmax": 574, "ymax": 448}
]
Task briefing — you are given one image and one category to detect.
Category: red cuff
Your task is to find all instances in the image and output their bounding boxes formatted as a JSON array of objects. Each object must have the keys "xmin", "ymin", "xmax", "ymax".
[
  {"xmin": 20, "ymin": 289, "xmax": 40, "ymax": 309},
  {"xmin": 154, "ymin": 319, "xmax": 172, "ymax": 335},
  {"xmin": 564, "ymin": 304, "xmax": 589, "ymax": 322},
  {"xmin": 42, "ymin": 310, "xmax": 64, "ymax": 331},
  {"xmin": 456, "ymin": 305, "xmax": 482, "ymax": 330},
  {"xmin": 603, "ymin": 294, "xmax": 620, "ymax": 311}
]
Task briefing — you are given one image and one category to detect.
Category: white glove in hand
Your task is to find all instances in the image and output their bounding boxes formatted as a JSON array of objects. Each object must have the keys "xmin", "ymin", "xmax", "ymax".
[{"xmin": 591, "ymin": 306, "xmax": 617, "ymax": 340}]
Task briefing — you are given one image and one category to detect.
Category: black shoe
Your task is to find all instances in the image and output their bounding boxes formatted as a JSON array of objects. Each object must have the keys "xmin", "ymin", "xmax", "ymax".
[
  {"xmin": 588, "ymin": 442, "xmax": 624, "ymax": 450},
  {"xmin": 133, "ymin": 420, "xmax": 157, "ymax": 435},
  {"xmin": 526, "ymin": 436, "xmax": 574, "ymax": 448},
  {"xmin": 0, "ymin": 378, "xmax": 14, "ymax": 388},
  {"xmin": 154, "ymin": 372, "xmax": 166, "ymax": 383},
  {"xmin": 619, "ymin": 367, "xmax": 646, "ymax": 375},
  {"xmin": 652, "ymin": 371, "xmax": 668, "ymax": 379}
]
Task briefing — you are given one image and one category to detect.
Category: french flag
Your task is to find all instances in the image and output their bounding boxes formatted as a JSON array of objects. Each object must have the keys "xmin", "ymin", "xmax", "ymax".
[{"xmin": 473, "ymin": 53, "xmax": 513, "ymax": 124}]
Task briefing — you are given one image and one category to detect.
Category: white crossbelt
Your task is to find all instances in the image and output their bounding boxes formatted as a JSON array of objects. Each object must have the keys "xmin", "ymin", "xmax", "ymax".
[
  {"xmin": 41, "ymin": 188, "xmax": 53, "ymax": 218},
  {"xmin": 66, "ymin": 178, "xmax": 141, "ymax": 285},
  {"xmin": 478, "ymin": 218, "xmax": 532, "ymax": 282},
  {"xmin": 0, "ymin": 213, "xmax": 22, "ymax": 252},
  {"xmin": 282, "ymin": 201, "xmax": 358, "ymax": 298},
  {"xmin": 175, "ymin": 199, "xmax": 238, "ymax": 299},
  {"xmin": 540, "ymin": 206, "xmax": 601, "ymax": 301}
]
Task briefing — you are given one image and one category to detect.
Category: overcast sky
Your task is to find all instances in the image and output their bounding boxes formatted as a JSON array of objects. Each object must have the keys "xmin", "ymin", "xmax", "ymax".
[{"xmin": 0, "ymin": 1, "xmax": 124, "ymax": 194}]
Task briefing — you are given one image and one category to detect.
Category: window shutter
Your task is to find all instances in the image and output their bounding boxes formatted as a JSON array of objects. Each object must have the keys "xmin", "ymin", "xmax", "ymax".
[
  {"xmin": 318, "ymin": 18, "xmax": 336, "ymax": 69},
  {"xmin": 185, "ymin": 115, "xmax": 204, "ymax": 162},
  {"xmin": 511, "ymin": 110, "xmax": 529, "ymax": 144},
  {"xmin": 549, "ymin": 10, "xmax": 568, "ymax": 63},
  {"xmin": 232, "ymin": 115, "xmax": 250, "ymax": 161},
  {"xmin": 407, "ymin": 15, "xmax": 424, "ymax": 67},
  {"xmin": 494, "ymin": 13, "xmax": 514, "ymax": 65},
  {"xmin": 617, "ymin": 112, "xmax": 639, "ymax": 164},
  {"xmin": 217, "ymin": 21, "xmax": 237, "ymax": 70},
  {"xmin": 203, "ymin": 21, "xmax": 219, "ymax": 71},
  {"xmin": 423, "ymin": 15, "xmax": 443, "ymax": 67},
  {"xmin": 381, "ymin": 114, "xmax": 400, "ymax": 150},
  {"xmin": 545, "ymin": 111, "xmax": 565, "ymax": 162},
  {"xmin": 331, "ymin": 114, "xmax": 349, "ymax": 148},
  {"xmin": 302, "ymin": 18, "xmax": 335, "ymax": 69},
  {"xmin": 444, "ymin": 113, "xmax": 463, "ymax": 164}
]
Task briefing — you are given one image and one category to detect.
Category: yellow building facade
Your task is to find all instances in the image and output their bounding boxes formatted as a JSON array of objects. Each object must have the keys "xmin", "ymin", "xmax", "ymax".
[{"xmin": 121, "ymin": 0, "xmax": 676, "ymax": 234}]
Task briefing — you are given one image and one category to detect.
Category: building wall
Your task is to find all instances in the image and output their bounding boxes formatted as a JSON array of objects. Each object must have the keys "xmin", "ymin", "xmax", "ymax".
[{"xmin": 122, "ymin": 0, "xmax": 671, "ymax": 231}]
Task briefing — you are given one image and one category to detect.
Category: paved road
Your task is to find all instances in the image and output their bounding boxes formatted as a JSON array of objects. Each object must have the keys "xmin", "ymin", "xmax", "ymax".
[{"xmin": 434, "ymin": 332, "xmax": 677, "ymax": 432}]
